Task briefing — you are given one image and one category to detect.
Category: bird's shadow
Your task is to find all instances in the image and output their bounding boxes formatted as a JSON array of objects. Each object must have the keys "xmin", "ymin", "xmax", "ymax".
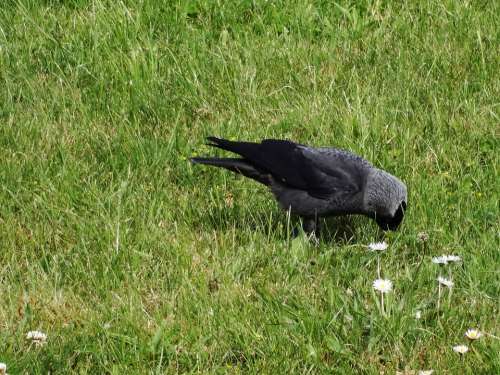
[
  {"xmin": 194, "ymin": 203, "xmax": 373, "ymax": 245},
  {"xmin": 319, "ymin": 217, "xmax": 359, "ymax": 244}
]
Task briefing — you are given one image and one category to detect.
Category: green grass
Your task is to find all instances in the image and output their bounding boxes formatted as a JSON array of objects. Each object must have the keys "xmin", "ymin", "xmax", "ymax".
[{"xmin": 0, "ymin": 0, "xmax": 499, "ymax": 373}]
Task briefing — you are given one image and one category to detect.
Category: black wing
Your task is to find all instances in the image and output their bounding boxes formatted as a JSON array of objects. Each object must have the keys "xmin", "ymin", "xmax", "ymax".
[{"xmin": 206, "ymin": 137, "xmax": 365, "ymax": 200}]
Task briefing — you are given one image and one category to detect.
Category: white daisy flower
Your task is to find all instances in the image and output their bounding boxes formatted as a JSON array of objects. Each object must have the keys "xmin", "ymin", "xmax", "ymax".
[
  {"xmin": 418, "ymin": 371, "xmax": 434, "ymax": 375},
  {"xmin": 445, "ymin": 255, "xmax": 461, "ymax": 263},
  {"xmin": 415, "ymin": 310, "xmax": 422, "ymax": 320},
  {"xmin": 0, "ymin": 363, "xmax": 6, "ymax": 375},
  {"xmin": 26, "ymin": 330, "xmax": 47, "ymax": 341},
  {"xmin": 26, "ymin": 330, "xmax": 47, "ymax": 346},
  {"xmin": 432, "ymin": 256, "xmax": 448, "ymax": 264},
  {"xmin": 368, "ymin": 242, "xmax": 388, "ymax": 251},
  {"xmin": 465, "ymin": 328, "xmax": 482, "ymax": 340},
  {"xmin": 373, "ymin": 278, "xmax": 393, "ymax": 293},
  {"xmin": 437, "ymin": 276, "xmax": 454, "ymax": 288},
  {"xmin": 432, "ymin": 254, "xmax": 462, "ymax": 264},
  {"xmin": 452, "ymin": 344, "xmax": 469, "ymax": 354}
]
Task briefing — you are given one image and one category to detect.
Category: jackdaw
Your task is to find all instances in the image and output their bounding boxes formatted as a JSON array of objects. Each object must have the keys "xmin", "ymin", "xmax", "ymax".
[{"xmin": 191, "ymin": 137, "xmax": 407, "ymax": 235}]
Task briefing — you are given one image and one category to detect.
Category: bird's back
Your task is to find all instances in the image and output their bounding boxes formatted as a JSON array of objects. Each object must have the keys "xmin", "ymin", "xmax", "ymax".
[{"xmin": 269, "ymin": 145, "xmax": 372, "ymax": 217}]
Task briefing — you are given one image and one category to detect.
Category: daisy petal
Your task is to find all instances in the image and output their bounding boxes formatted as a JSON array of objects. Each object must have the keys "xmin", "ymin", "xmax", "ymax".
[
  {"xmin": 373, "ymin": 278, "xmax": 393, "ymax": 293},
  {"xmin": 432, "ymin": 256, "xmax": 448, "ymax": 264},
  {"xmin": 437, "ymin": 276, "xmax": 454, "ymax": 288},
  {"xmin": 445, "ymin": 255, "xmax": 461, "ymax": 263},
  {"xmin": 368, "ymin": 242, "xmax": 388, "ymax": 251},
  {"xmin": 452, "ymin": 345, "xmax": 469, "ymax": 354},
  {"xmin": 465, "ymin": 329, "xmax": 482, "ymax": 340}
]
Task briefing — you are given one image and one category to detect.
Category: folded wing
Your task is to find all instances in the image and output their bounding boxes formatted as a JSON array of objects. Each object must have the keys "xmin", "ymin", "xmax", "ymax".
[{"xmin": 206, "ymin": 137, "xmax": 365, "ymax": 200}]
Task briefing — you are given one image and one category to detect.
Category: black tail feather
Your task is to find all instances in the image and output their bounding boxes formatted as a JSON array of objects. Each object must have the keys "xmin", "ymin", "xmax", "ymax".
[
  {"xmin": 190, "ymin": 157, "xmax": 270, "ymax": 185},
  {"xmin": 205, "ymin": 137, "xmax": 260, "ymax": 159}
]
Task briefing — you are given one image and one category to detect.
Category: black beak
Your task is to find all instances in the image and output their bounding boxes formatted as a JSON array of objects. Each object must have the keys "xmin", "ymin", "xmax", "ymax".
[{"xmin": 376, "ymin": 201, "xmax": 407, "ymax": 231}]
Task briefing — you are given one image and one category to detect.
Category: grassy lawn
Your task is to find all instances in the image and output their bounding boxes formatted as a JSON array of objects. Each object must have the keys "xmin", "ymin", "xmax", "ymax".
[{"xmin": 0, "ymin": 0, "xmax": 498, "ymax": 373}]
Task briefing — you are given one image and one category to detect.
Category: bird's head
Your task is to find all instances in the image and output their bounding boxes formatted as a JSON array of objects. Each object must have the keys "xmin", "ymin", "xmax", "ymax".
[{"xmin": 364, "ymin": 168, "xmax": 407, "ymax": 231}]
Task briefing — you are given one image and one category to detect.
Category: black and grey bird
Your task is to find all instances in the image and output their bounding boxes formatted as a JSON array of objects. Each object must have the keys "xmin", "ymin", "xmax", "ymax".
[{"xmin": 190, "ymin": 137, "xmax": 407, "ymax": 235}]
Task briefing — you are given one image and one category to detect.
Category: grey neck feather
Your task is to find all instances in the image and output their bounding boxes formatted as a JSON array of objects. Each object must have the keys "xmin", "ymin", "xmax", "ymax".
[{"xmin": 363, "ymin": 168, "xmax": 407, "ymax": 217}]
